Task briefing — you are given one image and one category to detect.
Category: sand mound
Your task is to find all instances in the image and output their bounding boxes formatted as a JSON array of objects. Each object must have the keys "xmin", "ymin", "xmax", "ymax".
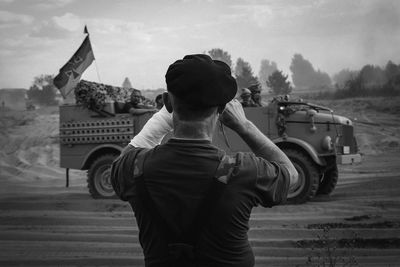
[{"xmin": 0, "ymin": 108, "xmax": 64, "ymax": 184}]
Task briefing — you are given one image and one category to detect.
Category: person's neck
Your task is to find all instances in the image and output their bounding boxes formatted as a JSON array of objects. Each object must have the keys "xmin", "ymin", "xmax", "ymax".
[{"xmin": 173, "ymin": 117, "xmax": 216, "ymax": 141}]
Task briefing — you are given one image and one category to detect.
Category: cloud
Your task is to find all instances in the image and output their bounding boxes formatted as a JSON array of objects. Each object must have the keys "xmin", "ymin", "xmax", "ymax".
[
  {"xmin": 228, "ymin": 3, "xmax": 275, "ymax": 27},
  {"xmin": 1, "ymin": 36, "xmax": 24, "ymax": 47},
  {"xmin": 30, "ymin": 20, "xmax": 72, "ymax": 39},
  {"xmin": 182, "ymin": 0, "xmax": 214, "ymax": 3},
  {"xmin": 0, "ymin": 0, "xmax": 14, "ymax": 3},
  {"xmin": 1, "ymin": 34, "xmax": 60, "ymax": 50},
  {"xmin": 53, "ymin": 12, "xmax": 82, "ymax": 32},
  {"xmin": 0, "ymin": 49, "xmax": 13, "ymax": 57},
  {"xmin": 27, "ymin": 13, "xmax": 154, "ymax": 45},
  {"xmin": 89, "ymin": 18, "xmax": 152, "ymax": 43},
  {"xmin": 0, "ymin": 10, "xmax": 34, "ymax": 28},
  {"xmin": 49, "ymin": 15, "xmax": 153, "ymax": 43},
  {"xmin": 34, "ymin": 0, "xmax": 75, "ymax": 9},
  {"xmin": 27, "ymin": 13, "xmax": 82, "ymax": 40},
  {"xmin": 250, "ymin": 5, "xmax": 273, "ymax": 27},
  {"xmin": 358, "ymin": 1, "xmax": 400, "ymax": 59},
  {"xmin": 218, "ymin": 13, "xmax": 246, "ymax": 24}
]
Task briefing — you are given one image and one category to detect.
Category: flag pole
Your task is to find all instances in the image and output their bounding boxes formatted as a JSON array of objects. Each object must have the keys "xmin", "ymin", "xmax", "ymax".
[
  {"xmin": 84, "ymin": 25, "xmax": 102, "ymax": 83},
  {"xmin": 94, "ymin": 59, "xmax": 102, "ymax": 84}
]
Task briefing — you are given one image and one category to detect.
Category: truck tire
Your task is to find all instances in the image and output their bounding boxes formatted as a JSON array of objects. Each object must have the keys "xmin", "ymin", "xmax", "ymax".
[
  {"xmin": 317, "ymin": 164, "xmax": 339, "ymax": 195},
  {"xmin": 87, "ymin": 154, "xmax": 117, "ymax": 199},
  {"xmin": 283, "ymin": 149, "xmax": 319, "ymax": 204}
]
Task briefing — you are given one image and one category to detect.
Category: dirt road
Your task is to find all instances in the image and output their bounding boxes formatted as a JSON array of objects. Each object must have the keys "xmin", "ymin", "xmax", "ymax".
[
  {"xmin": 0, "ymin": 153, "xmax": 399, "ymax": 266},
  {"xmin": 0, "ymin": 100, "xmax": 399, "ymax": 266}
]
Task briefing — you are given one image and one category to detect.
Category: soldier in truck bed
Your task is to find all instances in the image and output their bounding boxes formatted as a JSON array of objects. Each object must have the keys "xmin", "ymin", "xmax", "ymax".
[
  {"xmin": 240, "ymin": 88, "xmax": 257, "ymax": 107},
  {"xmin": 116, "ymin": 89, "xmax": 157, "ymax": 115},
  {"xmin": 248, "ymin": 84, "xmax": 263, "ymax": 107}
]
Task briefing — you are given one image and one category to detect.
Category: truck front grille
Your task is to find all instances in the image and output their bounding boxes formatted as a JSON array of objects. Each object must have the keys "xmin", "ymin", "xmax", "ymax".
[
  {"xmin": 338, "ymin": 125, "xmax": 358, "ymax": 154},
  {"xmin": 342, "ymin": 125, "xmax": 353, "ymax": 144}
]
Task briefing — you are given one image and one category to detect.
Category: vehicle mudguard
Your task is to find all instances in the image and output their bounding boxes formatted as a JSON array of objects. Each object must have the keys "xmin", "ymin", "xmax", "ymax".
[
  {"xmin": 273, "ymin": 137, "xmax": 326, "ymax": 166},
  {"xmin": 81, "ymin": 144, "xmax": 123, "ymax": 169}
]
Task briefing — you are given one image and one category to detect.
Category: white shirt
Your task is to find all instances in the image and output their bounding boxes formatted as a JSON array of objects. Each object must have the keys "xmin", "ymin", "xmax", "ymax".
[{"xmin": 129, "ymin": 106, "xmax": 173, "ymax": 148}]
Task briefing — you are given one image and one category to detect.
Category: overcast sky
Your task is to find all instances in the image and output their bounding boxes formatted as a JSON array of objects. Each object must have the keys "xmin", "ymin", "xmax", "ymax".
[{"xmin": 1, "ymin": 0, "xmax": 399, "ymax": 90}]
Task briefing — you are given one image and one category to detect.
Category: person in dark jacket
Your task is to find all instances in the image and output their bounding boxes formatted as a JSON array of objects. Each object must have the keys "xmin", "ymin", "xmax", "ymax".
[
  {"xmin": 111, "ymin": 54, "xmax": 298, "ymax": 267},
  {"xmin": 154, "ymin": 94, "xmax": 164, "ymax": 109},
  {"xmin": 248, "ymin": 84, "xmax": 263, "ymax": 107},
  {"xmin": 239, "ymin": 88, "xmax": 257, "ymax": 107},
  {"xmin": 116, "ymin": 89, "xmax": 157, "ymax": 115}
]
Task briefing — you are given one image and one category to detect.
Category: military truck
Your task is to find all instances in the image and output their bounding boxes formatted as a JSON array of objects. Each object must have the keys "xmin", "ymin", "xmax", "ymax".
[
  {"xmin": 59, "ymin": 96, "xmax": 361, "ymax": 204},
  {"xmin": 213, "ymin": 96, "xmax": 361, "ymax": 203}
]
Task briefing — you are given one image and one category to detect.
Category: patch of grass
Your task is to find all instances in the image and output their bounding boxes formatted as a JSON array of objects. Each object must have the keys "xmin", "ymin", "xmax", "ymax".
[
  {"xmin": 297, "ymin": 237, "xmax": 400, "ymax": 249},
  {"xmin": 344, "ymin": 215, "xmax": 377, "ymax": 222},
  {"xmin": 308, "ymin": 97, "xmax": 400, "ymax": 116},
  {"xmin": 296, "ymin": 227, "xmax": 358, "ymax": 267},
  {"xmin": 307, "ymin": 221, "xmax": 400, "ymax": 229}
]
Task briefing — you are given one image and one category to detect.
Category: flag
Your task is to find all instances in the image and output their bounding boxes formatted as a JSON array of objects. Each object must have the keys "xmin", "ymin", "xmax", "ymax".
[
  {"xmin": 54, "ymin": 35, "xmax": 95, "ymax": 98},
  {"xmin": 84, "ymin": 25, "xmax": 89, "ymax": 35}
]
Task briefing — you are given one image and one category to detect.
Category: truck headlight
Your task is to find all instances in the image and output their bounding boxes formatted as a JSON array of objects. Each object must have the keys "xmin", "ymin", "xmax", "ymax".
[{"xmin": 321, "ymin": 136, "xmax": 333, "ymax": 151}]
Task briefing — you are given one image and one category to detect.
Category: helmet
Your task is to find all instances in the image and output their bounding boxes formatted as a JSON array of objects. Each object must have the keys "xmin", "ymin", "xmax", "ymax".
[
  {"xmin": 241, "ymin": 88, "xmax": 251, "ymax": 96},
  {"xmin": 249, "ymin": 83, "xmax": 261, "ymax": 93}
]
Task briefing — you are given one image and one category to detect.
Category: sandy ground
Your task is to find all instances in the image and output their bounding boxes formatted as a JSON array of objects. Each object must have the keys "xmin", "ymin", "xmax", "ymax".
[{"xmin": 0, "ymin": 98, "xmax": 400, "ymax": 267}]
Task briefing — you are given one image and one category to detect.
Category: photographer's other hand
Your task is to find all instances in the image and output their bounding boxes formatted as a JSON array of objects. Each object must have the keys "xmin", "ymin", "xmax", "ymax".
[{"xmin": 220, "ymin": 99, "xmax": 249, "ymax": 134}]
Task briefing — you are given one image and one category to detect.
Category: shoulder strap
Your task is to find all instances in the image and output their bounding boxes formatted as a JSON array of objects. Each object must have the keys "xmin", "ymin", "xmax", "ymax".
[
  {"xmin": 133, "ymin": 149, "xmax": 174, "ymax": 243},
  {"xmin": 133, "ymin": 150, "xmax": 237, "ymax": 264},
  {"xmin": 182, "ymin": 153, "xmax": 237, "ymax": 247}
]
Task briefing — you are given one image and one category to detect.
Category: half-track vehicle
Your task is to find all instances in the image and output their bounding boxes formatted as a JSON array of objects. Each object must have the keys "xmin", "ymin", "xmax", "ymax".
[{"xmin": 59, "ymin": 96, "xmax": 361, "ymax": 204}]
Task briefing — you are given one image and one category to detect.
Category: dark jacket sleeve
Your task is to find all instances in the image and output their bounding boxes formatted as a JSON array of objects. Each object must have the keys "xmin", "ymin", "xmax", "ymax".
[
  {"xmin": 238, "ymin": 152, "xmax": 291, "ymax": 207},
  {"xmin": 110, "ymin": 145, "xmax": 144, "ymax": 201}
]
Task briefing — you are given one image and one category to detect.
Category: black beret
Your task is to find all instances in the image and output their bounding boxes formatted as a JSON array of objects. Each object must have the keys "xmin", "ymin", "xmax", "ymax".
[{"xmin": 165, "ymin": 54, "xmax": 237, "ymax": 107}]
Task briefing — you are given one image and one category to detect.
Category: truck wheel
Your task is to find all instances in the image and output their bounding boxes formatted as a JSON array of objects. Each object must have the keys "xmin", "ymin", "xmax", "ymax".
[
  {"xmin": 283, "ymin": 149, "xmax": 319, "ymax": 204},
  {"xmin": 317, "ymin": 164, "xmax": 339, "ymax": 195},
  {"xmin": 87, "ymin": 154, "xmax": 117, "ymax": 199}
]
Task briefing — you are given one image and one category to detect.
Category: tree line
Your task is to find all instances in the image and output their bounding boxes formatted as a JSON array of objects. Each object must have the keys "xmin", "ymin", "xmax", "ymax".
[
  {"xmin": 207, "ymin": 48, "xmax": 399, "ymax": 99},
  {"xmin": 28, "ymin": 48, "xmax": 400, "ymax": 105},
  {"xmin": 330, "ymin": 61, "xmax": 400, "ymax": 99},
  {"xmin": 27, "ymin": 74, "xmax": 58, "ymax": 106}
]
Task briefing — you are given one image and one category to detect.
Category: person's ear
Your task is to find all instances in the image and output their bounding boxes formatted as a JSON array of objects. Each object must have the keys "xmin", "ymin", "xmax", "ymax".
[{"xmin": 162, "ymin": 92, "xmax": 173, "ymax": 113}]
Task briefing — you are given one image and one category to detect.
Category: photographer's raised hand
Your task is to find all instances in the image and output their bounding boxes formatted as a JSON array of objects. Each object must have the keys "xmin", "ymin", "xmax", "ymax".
[
  {"xmin": 219, "ymin": 99, "xmax": 248, "ymax": 134},
  {"xmin": 220, "ymin": 99, "xmax": 298, "ymax": 190}
]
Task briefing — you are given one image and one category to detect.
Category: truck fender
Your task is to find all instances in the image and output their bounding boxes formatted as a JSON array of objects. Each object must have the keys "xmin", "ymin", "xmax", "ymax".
[
  {"xmin": 273, "ymin": 137, "xmax": 326, "ymax": 166},
  {"xmin": 81, "ymin": 144, "xmax": 123, "ymax": 169}
]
